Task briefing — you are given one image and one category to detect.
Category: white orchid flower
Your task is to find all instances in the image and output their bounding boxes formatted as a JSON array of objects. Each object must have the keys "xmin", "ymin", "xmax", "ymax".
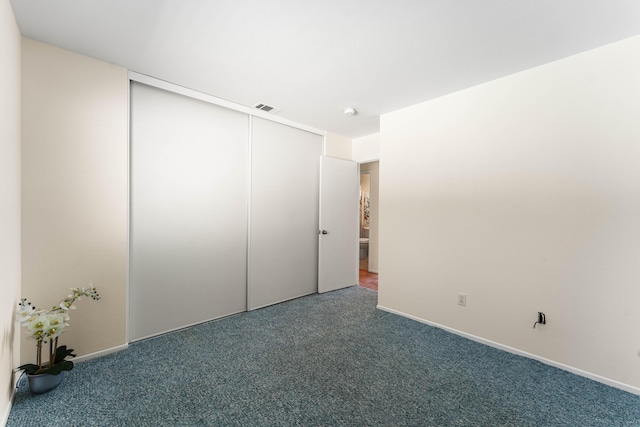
[
  {"xmin": 59, "ymin": 299, "xmax": 76, "ymax": 311},
  {"xmin": 44, "ymin": 313, "xmax": 66, "ymax": 339},
  {"xmin": 26, "ymin": 314, "xmax": 49, "ymax": 341},
  {"xmin": 17, "ymin": 301, "xmax": 36, "ymax": 323}
]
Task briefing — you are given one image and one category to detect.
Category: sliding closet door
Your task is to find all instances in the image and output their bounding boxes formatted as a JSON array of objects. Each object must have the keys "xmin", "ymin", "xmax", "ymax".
[
  {"xmin": 248, "ymin": 117, "xmax": 323, "ymax": 310},
  {"xmin": 130, "ymin": 82, "xmax": 248, "ymax": 341}
]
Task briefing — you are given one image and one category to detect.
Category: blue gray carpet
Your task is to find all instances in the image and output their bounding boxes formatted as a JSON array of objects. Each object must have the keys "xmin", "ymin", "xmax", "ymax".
[{"xmin": 8, "ymin": 286, "xmax": 640, "ymax": 426}]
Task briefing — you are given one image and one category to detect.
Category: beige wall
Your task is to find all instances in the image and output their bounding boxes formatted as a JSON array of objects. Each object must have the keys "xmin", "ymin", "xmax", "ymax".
[
  {"xmin": 324, "ymin": 132, "xmax": 352, "ymax": 160},
  {"xmin": 0, "ymin": 1, "xmax": 21, "ymax": 422},
  {"xmin": 379, "ymin": 35, "xmax": 640, "ymax": 393},
  {"xmin": 21, "ymin": 39, "xmax": 128, "ymax": 363},
  {"xmin": 352, "ymin": 133, "xmax": 379, "ymax": 163}
]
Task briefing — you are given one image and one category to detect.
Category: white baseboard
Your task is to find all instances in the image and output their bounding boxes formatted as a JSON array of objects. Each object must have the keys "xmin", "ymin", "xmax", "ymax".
[
  {"xmin": 73, "ymin": 343, "xmax": 128, "ymax": 364},
  {"xmin": 368, "ymin": 269, "xmax": 378, "ymax": 274},
  {"xmin": 377, "ymin": 304, "xmax": 640, "ymax": 396},
  {"xmin": 1, "ymin": 387, "xmax": 16, "ymax": 427}
]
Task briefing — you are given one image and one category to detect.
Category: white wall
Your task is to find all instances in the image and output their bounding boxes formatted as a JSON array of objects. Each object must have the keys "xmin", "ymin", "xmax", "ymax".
[
  {"xmin": 0, "ymin": 1, "xmax": 21, "ymax": 423},
  {"xmin": 379, "ymin": 35, "xmax": 640, "ymax": 393},
  {"xmin": 325, "ymin": 132, "xmax": 352, "ymax": 160},
  {"xmin": 352, "ymin": 133, "xmax": 379, "ymax": 163},
  {"xmin": 21, "ymin": 39, "xmax": 128, "ymax": 362}
]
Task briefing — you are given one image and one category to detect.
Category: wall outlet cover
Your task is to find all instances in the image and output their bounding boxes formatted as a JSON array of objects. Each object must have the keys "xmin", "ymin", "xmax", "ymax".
[{"xmin": 457, "ymin": 293, "xmax": 467, "ymax": 306}]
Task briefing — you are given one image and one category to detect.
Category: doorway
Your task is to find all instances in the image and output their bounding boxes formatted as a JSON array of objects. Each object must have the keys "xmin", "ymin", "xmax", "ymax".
[{"xmin": 358, "ymin": 161, "xmax": 379, "ymax": 291}]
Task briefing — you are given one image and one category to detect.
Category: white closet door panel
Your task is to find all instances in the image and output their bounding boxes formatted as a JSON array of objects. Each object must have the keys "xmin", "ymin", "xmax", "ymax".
[
  {"xmin": 130, "ymin": 82, "xmax": 248, "ymax": 341},
  {"xmin": 249, "ymin": 117, "xmax": 322, "ymax": 310}
]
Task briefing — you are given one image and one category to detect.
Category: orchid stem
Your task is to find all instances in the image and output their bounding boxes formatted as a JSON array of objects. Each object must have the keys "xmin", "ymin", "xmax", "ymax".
[
  {"xmin": 53, "ymin": 337, "xmax": 58, "ymax": 364},
  {"xmin": 36, "ymin": 341, "xmax": 42, "ymax": 369}
]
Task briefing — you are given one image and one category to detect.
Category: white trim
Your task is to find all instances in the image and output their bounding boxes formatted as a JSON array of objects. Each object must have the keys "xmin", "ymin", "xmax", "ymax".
[
  {"xmin": 128, "ymin": 71, "xmax": 325, "ymax": 136},
  {"xmin": 322, "ymin": 132, "xmax": 327, "ymax": 157},
  {"xmin": 367, "ymin": 269, "xmax": 379, "ymax": 274},
  {"xmin": 246, "ymin": 115, "xmax": 253, "ymax": 311},
  {"xmin": 73, "ymin": 344, "xmax": 129, "ymax": 364},
  {"xmin": 1, "ymin": 387, "xmax": 15, "ymax": 427},
  {"xmin": 125, "ymin": 71, "xmax": 131, "ymax": 346},
  {"xmin": 357, "ymin": 158, "xmax": 380, "ymax": 165},
  {"xmin": 354, "ymin": 162, "xmax": 361, "ymax": 283},
  {"xmin": 376, "ymin": 304, "xmax": 640, "ymax": 396}
]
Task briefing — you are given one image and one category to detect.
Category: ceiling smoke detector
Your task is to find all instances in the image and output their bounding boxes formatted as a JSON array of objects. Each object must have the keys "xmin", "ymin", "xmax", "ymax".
[
  {"xmin": 344, "ymin": 107, "xmax": 356, "ymax": 116},
  {"xmin": 253, "ymin": 103, "xmax": 282, "ymax": 114}
]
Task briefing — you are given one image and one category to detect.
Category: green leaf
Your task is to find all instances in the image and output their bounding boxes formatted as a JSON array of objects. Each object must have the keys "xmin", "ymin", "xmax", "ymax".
[
  {"xmin": 32, "ymin": 360, "xmax": 74, "ymax": 375},
  {"xmin": 46, "ymin": 363, "xmax": 64, "ymax": 375},
  {"xmin": 19, "ymin": 345, "xmax": 77, "ymax": 375},
  {"xmin": 17, "ymin": 363, "xmax": 39, "ymax": 375},
  {"xmin": 53, "ymin": 346, "xmax": 76, "ymax": 364}
]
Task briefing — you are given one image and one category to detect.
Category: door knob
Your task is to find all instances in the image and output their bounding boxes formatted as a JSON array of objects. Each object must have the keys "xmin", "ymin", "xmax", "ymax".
[{"xmin": 320, "ymin": 230, "xmax": 328, "ymax": 235}]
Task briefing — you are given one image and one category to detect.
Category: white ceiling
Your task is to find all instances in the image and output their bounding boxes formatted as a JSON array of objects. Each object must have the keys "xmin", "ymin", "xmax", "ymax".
[{"xmin": 10, "ymin": 0, "xmax": 640, "ymax": 138}]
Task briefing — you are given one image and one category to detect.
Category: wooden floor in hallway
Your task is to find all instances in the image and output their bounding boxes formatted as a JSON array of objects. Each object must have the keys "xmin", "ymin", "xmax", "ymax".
[{"xmin": 359, "ymin": 258, "xmax": 378, "ymax": 291}]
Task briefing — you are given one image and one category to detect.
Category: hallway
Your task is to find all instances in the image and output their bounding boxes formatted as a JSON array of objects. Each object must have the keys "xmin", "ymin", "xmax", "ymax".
[{"xmin": 359, "ymin": 259, "xmax": 378, "ymax": 291}]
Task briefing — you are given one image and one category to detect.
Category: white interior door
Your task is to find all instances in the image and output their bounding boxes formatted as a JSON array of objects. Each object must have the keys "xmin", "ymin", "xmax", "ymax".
[
  {"xmin": 248, "ymin": 117, "xmax": 323, "ymax": 310},
  {"xmin": 318, "ymin": 156, "xmax": 359, "ymax": 293}
]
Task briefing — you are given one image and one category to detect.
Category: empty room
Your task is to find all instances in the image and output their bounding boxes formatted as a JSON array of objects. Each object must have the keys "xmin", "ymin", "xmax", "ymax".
[{"xmin": 2, "ymin": 1, "xmax": 640, "ymax": 425}]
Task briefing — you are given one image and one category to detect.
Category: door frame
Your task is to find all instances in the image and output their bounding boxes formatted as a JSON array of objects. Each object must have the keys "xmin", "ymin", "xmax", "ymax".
[{"xmin": 358, "ymin": 160, "xmax": 379, "ymax": 275}]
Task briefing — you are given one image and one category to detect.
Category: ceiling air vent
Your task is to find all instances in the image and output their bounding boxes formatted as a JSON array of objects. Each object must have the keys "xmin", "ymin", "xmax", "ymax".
[{"xmin": 252, "ymin": 102, "xmax": 282, "ymax": 114}]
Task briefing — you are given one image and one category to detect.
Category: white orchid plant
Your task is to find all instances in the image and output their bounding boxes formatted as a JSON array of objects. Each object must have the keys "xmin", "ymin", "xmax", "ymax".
[{"xmin": 16, "ymin": 284, "xmax": 101, "ymax": 376}]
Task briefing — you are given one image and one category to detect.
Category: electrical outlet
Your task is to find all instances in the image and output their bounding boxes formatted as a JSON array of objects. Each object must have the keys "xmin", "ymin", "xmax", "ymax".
[
  {"xmin": 533, "ymin": 312, "xmax": 546, "ymax": 328},
  {"xmin": 537, "ymin": 312, "xmax": 546, "ymax": 325},
  {"xmin": 457, "ymin": 293, "xmax": 467, "ymax": 306}
]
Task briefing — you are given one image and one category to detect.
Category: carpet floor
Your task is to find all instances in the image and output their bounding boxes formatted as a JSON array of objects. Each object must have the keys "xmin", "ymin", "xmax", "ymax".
[{"xmin": 8, "ymin": 286, "xmax": 640, "ymax": 426}]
